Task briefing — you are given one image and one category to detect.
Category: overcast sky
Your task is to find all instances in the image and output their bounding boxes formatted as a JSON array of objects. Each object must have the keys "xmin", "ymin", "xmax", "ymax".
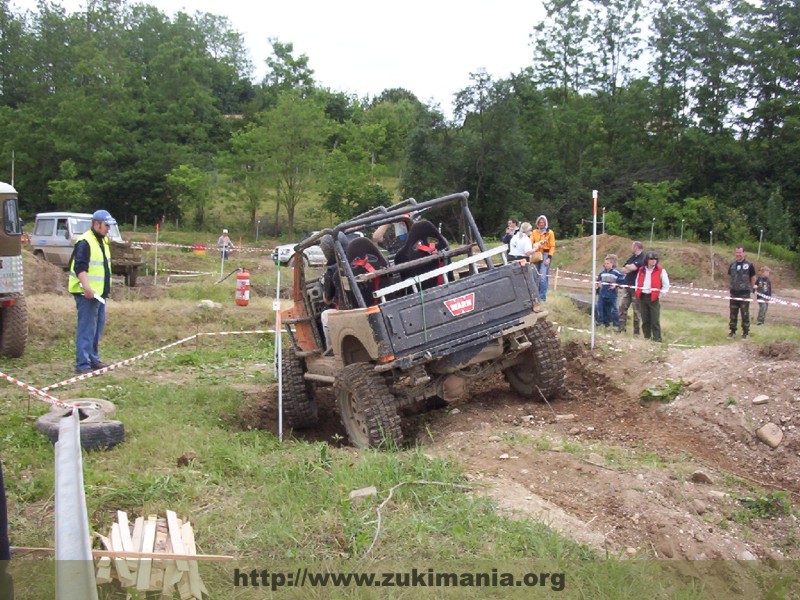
[{"xmin": 13, "ymin": 0, "xmax": 547, "ymax": 117}]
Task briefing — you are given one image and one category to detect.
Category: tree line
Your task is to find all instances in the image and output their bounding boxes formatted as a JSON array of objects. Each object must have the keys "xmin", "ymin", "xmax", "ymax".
[{"xmin": 0, "ymin": 0, "xmax": 797, "ymax": 250}]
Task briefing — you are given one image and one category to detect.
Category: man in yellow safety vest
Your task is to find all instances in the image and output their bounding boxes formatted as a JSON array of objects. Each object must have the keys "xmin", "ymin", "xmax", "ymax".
[{"xmin": 68, "ymin": 209, "xmax": 115, "ymax": 374}]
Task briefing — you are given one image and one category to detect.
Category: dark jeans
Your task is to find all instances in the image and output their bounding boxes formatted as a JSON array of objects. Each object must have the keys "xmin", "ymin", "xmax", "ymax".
[
  {"xmin": 639, "ymin": 295, "xmax": 662, "ymax": 341},
  {"xmin": 74, "ymin": 293, "xmax": 107, "ymax": 371},
  {"xmin": 729, "ymin": 297, "xmax": 750, "ymax": 334},
  {"xmin": 596, "ymin": 296, "xmax": 619, "ymax": 327},
  {"xmin": 618, "ymin": 287, "xmax": 640, "ymax": 333}
]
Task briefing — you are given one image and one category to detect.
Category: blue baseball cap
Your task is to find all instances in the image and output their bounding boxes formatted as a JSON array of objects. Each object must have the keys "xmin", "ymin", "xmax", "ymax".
[{"xmin": 91, "ymin": 209, "xmax": 117, "ymax": 225}]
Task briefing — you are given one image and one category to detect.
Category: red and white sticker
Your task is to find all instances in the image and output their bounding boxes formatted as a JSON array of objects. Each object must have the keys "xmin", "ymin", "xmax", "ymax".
[{"xmin": 444, "ymin": 293, "xmax": 475, "ymax": 316}]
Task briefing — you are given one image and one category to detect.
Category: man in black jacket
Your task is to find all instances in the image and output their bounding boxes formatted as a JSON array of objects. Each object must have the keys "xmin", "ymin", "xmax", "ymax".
[
  {"xmin": 728, "ymin": 246, "xmax": 756, "ymax": 339},
  {"xmin": 617, "ymin": 241, "xmax": 645, "ymax": 334}
]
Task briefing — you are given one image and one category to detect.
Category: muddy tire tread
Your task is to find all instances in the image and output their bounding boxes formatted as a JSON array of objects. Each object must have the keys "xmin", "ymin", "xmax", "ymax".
[
  {"xmin": 504, "ymin": 319, "xmax": 566, "ymax": 400},
  {"xmin": 335, "ymin": 363, "xmax": 402, "ymax": 448}
]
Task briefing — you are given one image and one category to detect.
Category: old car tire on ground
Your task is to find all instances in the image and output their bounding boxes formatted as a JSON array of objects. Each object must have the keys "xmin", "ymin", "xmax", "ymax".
[
  {"xmin": 281, "ymin": 348, "xmax": 318, "ymax": 429},
  {"xmin": 504, "ymin": 320, "xmax": 567, "ymax": 400},
  {"xmin": 334, "ymin": 364, "xmax": 402, "ymax": 449},
  {"xmin": 35, "ymin": 410, "xmax": 125, "ymax": 450},
  {"xmin": 0, "ymin": 295, "xmax": 28, "ymax": 358},
  {"xmin": 49, "ymin": 398, "xmax": 117, "ymax": 418}
]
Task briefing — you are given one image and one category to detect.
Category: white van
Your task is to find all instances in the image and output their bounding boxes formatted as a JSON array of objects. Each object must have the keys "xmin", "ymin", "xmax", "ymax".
[{"xmin": 30, "ymin": 212, "xmax": 143, "ymax": 286}]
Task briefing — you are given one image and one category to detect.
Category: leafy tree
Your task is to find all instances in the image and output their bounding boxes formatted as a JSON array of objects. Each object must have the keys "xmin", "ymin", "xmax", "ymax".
[
  {"xmin": 47, "ymin": 159, "xmax": 90, "ymax": 210},
  {"xmin": 530, "ymin": 0, "xmax": 592, "ymax": 102},
  {"xmin": 166, "ymin": 164, "xmax": 210, "ymax": 227},
  {"xmin": 764, "ymin": 187, "xmax": 793, "ymax": 247},
  {"xmin": 258, "ymin": 91, "xmax": 332, "ymax": 237}
]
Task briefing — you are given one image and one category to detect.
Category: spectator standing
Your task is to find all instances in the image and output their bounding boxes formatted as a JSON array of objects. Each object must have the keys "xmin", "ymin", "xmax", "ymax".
[
  {"xmin": 755, "ymin": 266, "xmax": 772, "ymax": 326},
  {"xmin": 728, "ymin": 246, "xmax": 756, "ymax": 339},
  {"xmin": 217, "ymin": 228, "xmax": 234, "ymax": 259},
  {"xmin": 502, "ymin": 218, "xmax": 519, "ymax": 248},
  {"xmin": 530, "ymin": 215, "xmax": 556, "ymax": 300},
  {"xmin": 635, "ymin": 251, "xmax": 670, "ymax": 342},
  {"xmin": 596, "ymin": 254, "xmax": 625, "ymax": 328},
  {"xmin": 68, "ymin": 209, "xmax": 115, "ymax": 374},
  {"xmin": 618, "ymin": 241, "xmax": 645, "ymax": 335},
  {"xmin": 508, "ymin": 222, "xmax": 535, "ymax": 262}
]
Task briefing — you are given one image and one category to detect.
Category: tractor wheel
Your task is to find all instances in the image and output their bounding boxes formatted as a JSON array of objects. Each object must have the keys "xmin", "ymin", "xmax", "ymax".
[
  {"xmin": 0, "ymin": 296, "xmax": 28, "ymax": 358},
  {"xmin": 504, "ymin": 319, "xmax": 566, "ymax": 401},
  {"xmin": 281, "ymin": 347, "xmax": 318, "ymax": 429},
  {"xmin": 334, "ymin": 364, "xmax": 402, "ymax": 449},
  {"xmin": 125, "ymin": 267, "xmax": 139, "ymax": 287}
]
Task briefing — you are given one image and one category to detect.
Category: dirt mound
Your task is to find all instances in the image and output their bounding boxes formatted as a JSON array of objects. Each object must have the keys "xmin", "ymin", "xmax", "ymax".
[
  {"xmin": 23, "ymin": 250, "xmax": 70, "ymax": 296},
  {"xmin": 248, "ymin": 336, "xmax": 800, "ymax": 560}
]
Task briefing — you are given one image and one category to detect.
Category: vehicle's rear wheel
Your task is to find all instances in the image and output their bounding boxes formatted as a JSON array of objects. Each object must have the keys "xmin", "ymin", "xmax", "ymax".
[
  {"xmin": 33, "ymin": 250, "xmax": 44, "ymax": 259},
  {"xmin": 281, "ymin": 347, "xmax": 318, "ymax": 429},
  {"xmin": 335, "ymin": 364, "xmax": 402, "ymax": 449},
  {"xmin": 504, "ymin": 320, "xmax": 566, "ymax": 400},
  {"xmin": 0, "ymin": 296, "xmax": 28, "ymax": 358}
]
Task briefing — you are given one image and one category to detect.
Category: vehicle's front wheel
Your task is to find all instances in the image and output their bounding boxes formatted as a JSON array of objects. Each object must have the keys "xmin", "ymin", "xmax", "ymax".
[
  {"xmin": 504, "ymin": 320, "xmax": 566, "ymax": 400},
  {"xmin": 281, "ymin": 348, "xmax": 318, "ymax": 429},
  {"xmin": 335, "ymin": 364, "xmax": 402, "ymax": 449}
]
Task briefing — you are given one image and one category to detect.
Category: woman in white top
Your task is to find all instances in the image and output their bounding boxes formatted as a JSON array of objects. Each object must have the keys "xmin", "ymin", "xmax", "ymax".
[{"xmin": 508, "ymin": 222, "xmax": 535, "ymax": 262}]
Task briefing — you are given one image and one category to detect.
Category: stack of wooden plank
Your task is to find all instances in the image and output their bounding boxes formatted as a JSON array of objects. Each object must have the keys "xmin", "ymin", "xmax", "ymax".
[{"xmin": 96, "ymin": 510, "xmax": 208, "ymax": 599}]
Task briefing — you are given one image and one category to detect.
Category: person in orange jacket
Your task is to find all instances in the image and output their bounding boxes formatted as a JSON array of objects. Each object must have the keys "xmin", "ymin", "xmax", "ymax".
[{"xmin": 530, "ymin": 215, "xmax": 556, "ymax": 300}]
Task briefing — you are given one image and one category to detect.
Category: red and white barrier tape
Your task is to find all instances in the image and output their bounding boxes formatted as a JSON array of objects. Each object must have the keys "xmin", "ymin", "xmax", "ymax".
[
  {"xmin": 0, "ymin": 371, "xmax": 71, "ymax": 409},
  {"xmin": 552, "ymin": 272, "xmax": 788, "ymax": 306},
  {"xmin": 556, "ymin": 268, "xmax": 796, "ymax": 307},
  {"xmin": 39, "ymin": 329, "xmax": 276, "ymax": 394},
  {"xmin": 137, "ymin": 241, "xmax": 271, "ymax": 254}
]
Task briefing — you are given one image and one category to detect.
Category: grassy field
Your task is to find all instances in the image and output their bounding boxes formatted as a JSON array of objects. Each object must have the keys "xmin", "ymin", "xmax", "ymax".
[{"xmin": 3, "ymin": 247, "xmax": 798, "ymax": 597}]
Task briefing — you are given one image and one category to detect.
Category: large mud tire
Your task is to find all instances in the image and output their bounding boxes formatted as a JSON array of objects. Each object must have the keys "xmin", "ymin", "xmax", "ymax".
[
  {"xmin": 334, "ymin": 364, "xmax": 402, "ymax": 449},
  {"xmin": 0, "ymin": 296, "xmax": 27, "ymax": 358},
  {"xmin": 281, "ymin": 348, "xmax": 318, "ymax": 429},
  {"xmin": 35, "ymin": 411, "xmax": 125, "ymax": 450},
  {"xmin": 504, "ymin": 320, "xmax": 566, "ymax": 400}
]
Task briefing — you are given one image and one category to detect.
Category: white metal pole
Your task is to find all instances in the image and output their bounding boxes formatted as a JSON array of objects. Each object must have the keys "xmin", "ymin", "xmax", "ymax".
[
  {"xmin": 758, "ymin": 228, "xmax": 764, "ymax": 259},
  {"xmin": 650, "ymin": 217, "xmax": 655, "ymax": 245},
  {"xmin": 710, "ymin": 231, "xmax": 714, "ymax": 281},
  {"xmin": 153, "ymin": 224, "xmax": 159, "ymax": 285},
  {"xmin": 680, "ymin": 219, "xmax": 685, "ymax": 241},
  {"xmin": 602, "ymin": 207, "xmax": 606, "ymax": 234},
  {"xmin": 591, "ymin": 190, "xmax": 598, "ymax": 349}
]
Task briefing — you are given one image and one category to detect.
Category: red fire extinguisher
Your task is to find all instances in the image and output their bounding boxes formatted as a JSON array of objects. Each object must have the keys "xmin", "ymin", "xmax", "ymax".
[{"xmin": 235, "ymin": 269, "xmax": 250, "ymax": 306}]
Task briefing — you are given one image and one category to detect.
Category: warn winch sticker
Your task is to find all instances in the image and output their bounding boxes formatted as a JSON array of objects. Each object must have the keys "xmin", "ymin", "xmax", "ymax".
[{"xmin": 444, "ymin": 293, "xmax": 475, "ymax": 316}]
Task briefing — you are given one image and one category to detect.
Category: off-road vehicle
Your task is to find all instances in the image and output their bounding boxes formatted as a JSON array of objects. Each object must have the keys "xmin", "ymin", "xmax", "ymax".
[
  {"xmin": 280, "ymin": 192, "xmax": 566, "ymax": 448},
  {"xmin": 0, "ymin": 181, "xmax": 27, "ymax": 357},
  {"xmin": 30, "ymin": 212, "xmax": 143, "ymax": 286}
]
